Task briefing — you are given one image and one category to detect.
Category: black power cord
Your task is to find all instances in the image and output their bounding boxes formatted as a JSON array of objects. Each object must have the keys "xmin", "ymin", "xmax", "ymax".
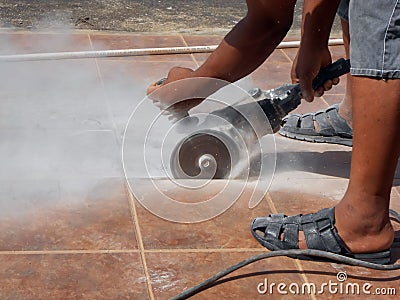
[{"xmin": 171, "ymin": 209, "xmax": 400, "ymax": 300}]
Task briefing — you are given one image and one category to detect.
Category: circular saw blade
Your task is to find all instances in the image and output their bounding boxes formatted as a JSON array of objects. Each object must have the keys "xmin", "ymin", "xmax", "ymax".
[{"xmin": 170, "ymin": 131, "xmax": 232, "ymax": 179}]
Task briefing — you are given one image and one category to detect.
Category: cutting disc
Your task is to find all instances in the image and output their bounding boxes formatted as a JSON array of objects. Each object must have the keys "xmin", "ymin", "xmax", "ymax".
[
  {"xmin": 170, "ymin": 131, "xmax": 234, "ymax": 179},
  {"xmin": 123, "ymin": 77, "xmax": 277, "ymax": 222}
]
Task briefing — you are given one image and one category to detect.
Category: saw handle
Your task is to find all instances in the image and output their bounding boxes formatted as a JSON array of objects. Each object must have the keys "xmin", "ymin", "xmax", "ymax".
[
  {"xmin": 273, "ymin": 58, "xmax": 351, "ymax": 115},
  {"xmin": 257, "ymin": 58, "xmax": 351, "ymax": 132},
  {"xmin": 311, "ymin": 58, "xmax": 350, "ymax": 90}
]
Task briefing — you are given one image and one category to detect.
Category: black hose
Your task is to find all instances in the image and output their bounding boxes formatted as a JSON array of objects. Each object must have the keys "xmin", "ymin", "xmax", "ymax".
[{"xmin": 171, "ymin": 209, "xmax": 400, "ymax": 300}]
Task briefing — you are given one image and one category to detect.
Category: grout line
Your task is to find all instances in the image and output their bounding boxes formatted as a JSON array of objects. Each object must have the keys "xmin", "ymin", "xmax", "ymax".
[
  {"xmin": 90, "ymin": 31, "xmax": 152, "ymax": 297},
  {"xmin": 95, "ymin": 59, "xmax": 195, "ymax": 63},
  {"xmin": 126, "ymin": 186, "xmax": 155, "ymax": 300},
  {"xmin": 179, "ymin": 34, "xmax": 201, "ymax": 67},
  {"xmin": 144, "ymin": 248, "xmax": 266, "ymax": 253},
  {"xmin": 263, "ymin": 193, "xmax": 316, "ymax": 298},
  {"xmin": 0, "ymin": 249, "xmax": 138, "ymax": 255},
  {"xmin": 320, "ymin": 95, "xmax": 330, "ymax": 108},
  {"xmin": 280, "ymin": 48, "xmax": 294, "ymax": 64},
  {"xmin": 0, "ymin": 247, "xmax": 303, "ymax": 255},
  {"xmin": 88, "ymin": 33, "xmax": 123, "ymax": 147},
  {"xmin": 264, "ymin": 193, "xmax": 278, "ymax": 215}
]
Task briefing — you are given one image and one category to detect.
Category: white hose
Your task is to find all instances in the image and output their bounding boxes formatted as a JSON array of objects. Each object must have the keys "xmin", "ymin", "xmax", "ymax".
[{"xmin": 0, "ymin": 38, "xmax": 343, "ymax": 62}]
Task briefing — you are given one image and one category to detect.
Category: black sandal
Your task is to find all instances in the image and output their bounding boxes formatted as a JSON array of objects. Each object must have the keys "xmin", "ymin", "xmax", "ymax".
[
  {"xmin": 279, "ymin": 104, "xmax": 353, "ymax": 147},
  {"xmin": 251, "ymin": 207, "xmax": 391, "ymax": 265}
]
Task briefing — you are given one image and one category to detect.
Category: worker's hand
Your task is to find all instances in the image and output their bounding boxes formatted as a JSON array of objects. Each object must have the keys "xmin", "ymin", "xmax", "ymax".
[
  {"xmin": 147, "ymin": 67, "xmax": 205, "ymax": 116},
  {"xmin": 147, "ymin": 66, "xmax": 194, "ymax": 94},
  {"xmin": 291, "ymin": 47, "xmax": 339, "ymax": 102}
]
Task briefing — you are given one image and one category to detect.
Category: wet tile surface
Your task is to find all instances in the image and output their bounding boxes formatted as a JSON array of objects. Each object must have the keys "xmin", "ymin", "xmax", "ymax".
[
  {"xmin": 1, "ymin": 31, "xmax": 399, "ymax": 299},
  {"xmin": 145, "ymin": 251, "xmax": 310, "ymax": 300},
  {"xmin": 0, "ymin": 253, "xmax": 148, "ymax": 299}
]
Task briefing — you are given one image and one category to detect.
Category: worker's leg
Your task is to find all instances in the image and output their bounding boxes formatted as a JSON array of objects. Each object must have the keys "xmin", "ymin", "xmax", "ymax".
[
  {"xmin": 279, "ymin": 0, "xmax": 354, "ymax": 146},
  {"xmin": 298, "ymin": 76, "xmax": 400, "ymax": 252}
]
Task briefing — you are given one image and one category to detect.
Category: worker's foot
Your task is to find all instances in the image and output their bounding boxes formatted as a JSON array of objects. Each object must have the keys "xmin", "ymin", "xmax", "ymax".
[
  {"xmin": 279, "ymin": 104, "xmax": 353, "ymax": 146},
  {"xmin": 251, "ymin": 199, "xmax": 394, "ymax": 264},
  {"xmin": 297, "ymin": 202, "xmax": 394, "ymax": 254}
]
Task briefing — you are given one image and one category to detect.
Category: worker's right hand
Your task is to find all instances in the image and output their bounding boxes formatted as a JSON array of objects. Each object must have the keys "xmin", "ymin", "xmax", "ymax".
[{"xmin": 291, "ymin": 47, "xmax": 339, "ymax": 102}]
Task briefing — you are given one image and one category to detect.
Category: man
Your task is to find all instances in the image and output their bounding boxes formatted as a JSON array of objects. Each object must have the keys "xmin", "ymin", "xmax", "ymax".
[
  {"xmin": 148, "ymin": 0, "xmax": 400, "ymax": 264},
  {"xmin": 252, "ymin": 0, "xmax": 399, "ymax": 264}
]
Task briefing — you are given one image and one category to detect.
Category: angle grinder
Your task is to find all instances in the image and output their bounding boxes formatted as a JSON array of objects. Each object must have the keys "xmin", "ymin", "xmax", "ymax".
[{"xmin": 169, "ymin": 58, "xmax": 350, "ymax": 179}]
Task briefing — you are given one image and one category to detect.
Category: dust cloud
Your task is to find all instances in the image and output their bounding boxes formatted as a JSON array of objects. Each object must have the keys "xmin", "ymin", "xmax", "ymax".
[{"xmin": 0, "ymin": 25, "xmax": 149, "ymax": 217}]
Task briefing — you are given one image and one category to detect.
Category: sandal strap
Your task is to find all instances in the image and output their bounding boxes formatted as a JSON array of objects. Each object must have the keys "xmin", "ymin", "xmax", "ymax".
[
  {"xmin": 314, "ymin": 110, "xmax": 336, "ymax": 136},
  {"xmin": 253, "ymin": 207, "xmax": 345, "ymax": 253},
  {"xmin": 280, "ymin": 104, "xmax": 352, "ymax": 138},
  {"xmin": 326, "ymin": 105, "xmax": 353, "ymax": 137},
  {"xmin": 301, "ymin": 208, "xmax": 342, "ymax": 253}
]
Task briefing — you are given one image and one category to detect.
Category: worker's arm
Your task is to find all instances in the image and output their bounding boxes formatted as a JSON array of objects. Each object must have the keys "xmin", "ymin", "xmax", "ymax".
[
  {"xmin": 147, "ymin": 0, "xmax": 296, "ymax": 98},
  {"xmin": 294, "ymin": 0, "xmax": 341, "ymax": 102},
  {"xmin": 193, "ymin": 0, "xmax": 296, "ymax": 82}
]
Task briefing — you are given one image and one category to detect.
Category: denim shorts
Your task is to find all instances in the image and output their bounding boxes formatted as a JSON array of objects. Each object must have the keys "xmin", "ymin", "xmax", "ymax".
[
  {"xmin": 338, "ymin": 0, "xmax": 400, "ymax": 79},
  {"xmin": 337, "ymin": 0, "xmax": 350, "ymax": 21}
]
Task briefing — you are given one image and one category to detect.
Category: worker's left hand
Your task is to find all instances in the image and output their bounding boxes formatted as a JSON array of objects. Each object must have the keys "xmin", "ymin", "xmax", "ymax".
[{"xmin": 292, "ymin": 46, "xmax": 340, "ymax": 102}]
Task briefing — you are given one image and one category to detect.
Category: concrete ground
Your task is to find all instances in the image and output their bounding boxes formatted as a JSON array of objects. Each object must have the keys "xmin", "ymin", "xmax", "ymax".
[
  {"xmin": 0, "ymin": 0, "xmax": 343, "ymax": 36},
  {"xmin": 0, "ymin": 30, "xmax": 399, "ymax": 299}
]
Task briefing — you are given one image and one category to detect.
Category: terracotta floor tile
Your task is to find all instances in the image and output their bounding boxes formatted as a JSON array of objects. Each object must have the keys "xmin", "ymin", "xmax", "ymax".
[
  {"xmin": 268, "ymin": 186, "xmax": 343, "ymax": 216},
  {"xmin": 329, "ymin": 45, "xmax": 347, "ymax": 61},
  {"xmin": 145, "ymin": 251, "xmax": 310, "ymax": 299},
  {"xmin": 182, "ymin": 35, "xmax": 223, "ymax": 46},
  {"xmin": 181, "ymin": 35, "xmax": 222, "ymax": 63},
  {"xmin": 130, "ymin": 179, "xmax": 272, "ymax": 249},
  {"xmin": 90, "ymin": 34, "xmax": 193, "ymax": 62},
  {"xmin": 390, "ymin": 192, "xmax": 400, "ymax": 212},
  {"xmin": 97, "ymin": 59, "xmax": 197, "ymax": 86},
  {"xmin": 91, "ymin": 34, "xmax": 186, "ymax": 50},
  {"xmin": 0, "ymin": 252, "xmax": 148, "ymax": 299},
  {"xmin": 0, "ymin": 179, "xmax": 137, "ymax": 251},
  {"xmin": 193, "ymin": 47, "xmax": 292, "ymax": 68},
  {"xmin": 323, "ymin": 94, "xmax": 345, "ymax": 106},
  {"xmin": 281, "ymin": 48, "xmax": 298, "ymax": 62},
  {"xmin": 393, "ymin": 180, "xmax": 400, "ymax": 196},
  {"xmin": 0, "ymin": 32, "xmax": 91, "ymax": 55},
  {"xmin": 1, "ymin": 31, "xmax": 398, "ymax": 299},
  {"xmin": 270, "ymin": 159, "xmax": 398, "ymax": 212},
  {"xmin": 282, "ymin": 45, "xmax": 346, "ymax": 62},
  {"xmin": 250, "ymin": 62, "xmax": 292, "ymax": 91}
]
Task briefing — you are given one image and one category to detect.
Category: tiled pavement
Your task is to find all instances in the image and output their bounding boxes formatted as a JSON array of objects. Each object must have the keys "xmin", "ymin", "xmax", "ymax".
[{"xmin": 0, "ymin": 31, "xmax": 399, "ymax": 299}]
